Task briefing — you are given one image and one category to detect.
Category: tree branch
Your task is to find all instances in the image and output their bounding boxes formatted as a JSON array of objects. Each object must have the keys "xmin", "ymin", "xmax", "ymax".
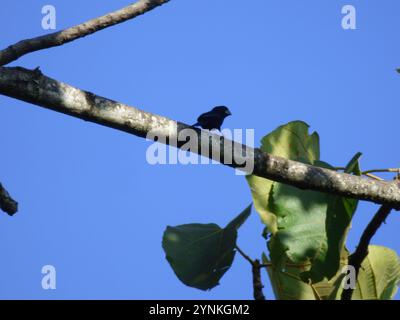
[
  {"xmin": 1, "ymin": 66, "xmax": 400, "ymax": 208},
  {"xmin": 0, "ymin": 182, "xmax": 18, "ymax": 216},
  {"xmin": 341, "ymin": 205, "xmax": 393, "ymax": 300},
  {"xmin": 0, "ymin": 0, "xmax": 170, "ymax": 66},
  {"xmin": 252, "ymin": 259, "xmax": 266, "ymax": 300},
  {"xmin": 235, "ymin": 246, "xmax": 266, "ymax": 300}
]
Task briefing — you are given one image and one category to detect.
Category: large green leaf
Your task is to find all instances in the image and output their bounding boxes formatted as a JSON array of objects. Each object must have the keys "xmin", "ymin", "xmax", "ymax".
[
  {"xmin": 246, "ymin": 121, "xmax": 319, "ymax": 233},
  {"xmin": 267, "ymin": 177, "xmax": 329, "ymax": 266},
  {"xmin": 300, "ymin": 153, "xmax": 362, "ymax": 283},
  {"xmin": 332, "ymin": 245, "xmax": 400, "ymax": 300},
  {"xmin": 162, "ymin": 204, "xmax": 251, "ymax": 290},
  {"xmin": 260, "ymin": 120, "xmax": 320, "ymax": 162},
  {"xmin": 370, "ymin": 246, "xmax": 400, "ymax": 299},
  {"xmin": 267, "ymin": 155, "xmax": 361, "ymax": 284},
  {"xmin": 247, "ymin": 121, "xmax": 362, "ymax": 284}
]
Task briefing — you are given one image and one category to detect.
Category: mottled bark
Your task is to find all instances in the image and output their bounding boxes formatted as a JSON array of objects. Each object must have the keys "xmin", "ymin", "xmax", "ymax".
[
  {"xmin": 0, "ymin": 66, "xmax": 400, "ymax": 208},
  {"xmin": 0, "ymin": 0, "xmax": 169, "ymax": 66},
  {"xmin": 0, "ymin": 183, "xmax": 18, "ymax": 216}
]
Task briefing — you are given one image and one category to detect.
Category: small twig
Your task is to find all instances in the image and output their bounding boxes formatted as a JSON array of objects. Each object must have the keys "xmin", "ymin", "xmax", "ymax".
[
  {"xmin": 341, "ymin": 205, "xmax": 393, "ymax": 300},
  {"xmin": 332, "ymin": 167, "xmax": 346, "ymax": 171},
  {"xmin": 0, "ymin": 182, "xmax": 18, "ymax": 216},
  {"xmin": 334, "ymin": 167, "xmax": 399, "ymax": 181},
  {"xmin": 364, "ymin": 173, "xmax": 384, "ymax": 181},
  {"xmin": 259, "ymin": 263, "xmax": 272, "ymax": 268},
  {"xmin": 235, "ymin": 245, "xmax": 254, "ymax": 265},
  {"xmin": 235, "ymin": 245, "xmax": 266, "ymax": 300},
  {"xmin": 362, "ymin": 169, "xmax": 400, "ymax": 181},
  {"xmin": 362, "ymin": 168, "xmax": 400, "ymax": 175}
]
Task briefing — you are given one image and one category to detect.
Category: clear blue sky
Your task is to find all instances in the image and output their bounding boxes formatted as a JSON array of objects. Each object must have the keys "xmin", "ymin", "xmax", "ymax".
[{"xmin": 0, "ymin": 0, "xmax": 399, "ymax": 299}]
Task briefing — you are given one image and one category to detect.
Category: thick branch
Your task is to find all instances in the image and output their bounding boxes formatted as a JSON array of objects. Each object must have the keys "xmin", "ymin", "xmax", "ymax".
[
  {"xmin": 0, "ymin": 182, "xmax": 18, "ymax": 216},
  {"xmin": 341, "ymin": 205, "xmax": 393, "ymax": 300},
  {"xmin": 0, "ymin": 0, "xmax": 169, "ymax": 66},
  {"xmin": 1, "ymin": 66, "xmax": 400, "ymax": 208}
]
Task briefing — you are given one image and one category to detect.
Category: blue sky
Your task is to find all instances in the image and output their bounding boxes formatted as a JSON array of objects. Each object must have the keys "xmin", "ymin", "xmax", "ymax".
[{"xmin": 0, "ymin": 0, "xmax": 399, "ymax": 299}]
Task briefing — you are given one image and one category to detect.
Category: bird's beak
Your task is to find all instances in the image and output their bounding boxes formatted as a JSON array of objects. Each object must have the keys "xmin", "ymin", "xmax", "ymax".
[{"xmin": 225, "ymin": 110, "xmax": 231, "ymax": 116}]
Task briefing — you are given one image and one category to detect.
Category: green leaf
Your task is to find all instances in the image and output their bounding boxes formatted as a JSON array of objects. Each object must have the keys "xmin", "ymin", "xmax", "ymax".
[
  {"xmin": 267, "ymin": 178, "xmax": 329, "ymax": 268},
  {"xmin": 246, "ymin": 121, "xmax": 319, "ymax": 233},
  {"xmin": 247, "ymin": 122, "xmax": 363, "ymax": 286},
  {"xmin": 353, "ymin": 245, "xmax": 400, "ymax": 300},
  {"xmin": 301, "ymin": 153, "xmax": 362, "ymax": 283},
  {"xmin": 225, "ymin": 204, "xmax": 252, "ymax": 230},
  {"xmin": 344, "ymin": 152, "xmax": 362, "ymax": 176},
  {"xmin": 262, "ymin": 251, "xmax": 348, "ymax": 300},
  {"xmin": 260, "ymin": 120, "xmax": 320, "ymax": 162},
  {"xmin": 162, "ymin": 205, "xmax": 252, "ymax": 290},
  {"xmin": 245, "ymin": 175, "xmax": 277, "ymax": 231},
  {"xmin": 329, "ymin": 245, "xmax": 400, "ymax": 300}
]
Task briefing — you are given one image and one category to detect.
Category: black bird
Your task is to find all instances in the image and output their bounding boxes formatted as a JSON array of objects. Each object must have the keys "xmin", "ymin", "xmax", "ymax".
[{"xmin": 192, "ymin": 106, "xmax": 232, "ymax": 131}]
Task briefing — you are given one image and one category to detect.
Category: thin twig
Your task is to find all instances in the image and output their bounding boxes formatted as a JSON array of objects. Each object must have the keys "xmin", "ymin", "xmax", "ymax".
[
  {"xmin": 335, "ymin": 167, "xmax": 398, "ymax": 181},
  {"xmin": 364, "ymin": 173, "xmax": 384, "ymax": 181},
  {"xmin": 363, "ymin": 168, "xmax": 400, "ymax": 175},
  {"xmin": 341, "ymin": 205, "xmax": 393, "ymax": 300},
  {"xmin": 332, "ymin": 167, "xmax": 346, "ymax": 171},
  {"xmin": 0, "ymin": 183, "xmax": 18, "ymax": 216},
  {"xmin": 0, "ymin": 0, "xmax": 170, "ymax": 66},
  {"xmin": 259, "ymin": 263, "xmax": 272, "ymax": 268},
  {"xmin": 235, "ymin": 245, "xmax": 254, "ymax": 265}
]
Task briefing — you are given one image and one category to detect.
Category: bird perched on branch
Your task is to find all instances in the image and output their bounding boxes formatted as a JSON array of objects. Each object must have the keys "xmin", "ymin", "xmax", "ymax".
[{"xmin": 192, "ymin": 106, "xmax": 232, "ymax": 131}]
